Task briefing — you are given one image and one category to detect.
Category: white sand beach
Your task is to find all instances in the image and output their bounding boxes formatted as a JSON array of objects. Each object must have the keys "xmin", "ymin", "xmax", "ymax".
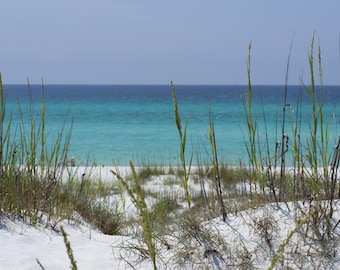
[{"xmin": 0, "ymin": 165, "xmax": 340, "ymax": 269}]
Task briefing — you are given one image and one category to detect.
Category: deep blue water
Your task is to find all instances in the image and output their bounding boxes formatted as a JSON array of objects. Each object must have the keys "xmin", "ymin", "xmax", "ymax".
[{"xmin": 2, "ymin": 84, "xmax": 340, "ymax": 166}]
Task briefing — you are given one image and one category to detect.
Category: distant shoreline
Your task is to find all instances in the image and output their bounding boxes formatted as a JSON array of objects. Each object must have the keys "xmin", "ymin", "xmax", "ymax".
[{"xmin": 57, "ymin": 164, "xmax": 340, "ymax": 184}]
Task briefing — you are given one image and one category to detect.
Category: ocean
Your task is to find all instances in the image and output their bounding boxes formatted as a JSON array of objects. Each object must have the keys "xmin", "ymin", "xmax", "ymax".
[{"xmin": 2, "ymin": 84, "xmax": 340, "ymax": 166}]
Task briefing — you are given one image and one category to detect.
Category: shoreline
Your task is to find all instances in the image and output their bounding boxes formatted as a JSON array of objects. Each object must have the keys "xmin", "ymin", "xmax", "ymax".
[{"xmin": 56, "ymin": 164, "xmax": 340, "ymax": 183}]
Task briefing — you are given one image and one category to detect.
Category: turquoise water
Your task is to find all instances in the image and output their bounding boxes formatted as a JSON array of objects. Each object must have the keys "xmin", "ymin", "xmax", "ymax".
[{"xmin": 3, "ymin": 84, "xmax": 340, "ymax": 166}]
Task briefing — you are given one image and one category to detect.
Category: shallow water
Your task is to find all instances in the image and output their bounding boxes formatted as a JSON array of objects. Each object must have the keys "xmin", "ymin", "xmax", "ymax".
[{"xmin": 3, "ymin": 84, "xmax": 340, "ymax": 166}]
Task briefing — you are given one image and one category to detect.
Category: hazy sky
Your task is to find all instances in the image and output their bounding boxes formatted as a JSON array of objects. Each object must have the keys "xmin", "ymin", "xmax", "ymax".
[{"xmin": 1, "ymin": 1, "xmax": 339, "ymax": 85}]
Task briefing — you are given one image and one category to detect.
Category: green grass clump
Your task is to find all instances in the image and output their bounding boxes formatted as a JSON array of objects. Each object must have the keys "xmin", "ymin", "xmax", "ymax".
[
  {"xmin": 137, "ymin": 165, "xmax": 165, "ymax": 181},
  {"xmin": 0, "ymin": 75, "xmax": 122, "ymax": 235},
  {"xmin": 0, "ymin": 76, "xmax": 72, "ymax": 224},
  {"xmin": 240, "ymin": 33, "xmax": 340, "ymax": 267},
  {"xmin": 1, "ymin": 32, "xmax": 340, "ymax": 269}
]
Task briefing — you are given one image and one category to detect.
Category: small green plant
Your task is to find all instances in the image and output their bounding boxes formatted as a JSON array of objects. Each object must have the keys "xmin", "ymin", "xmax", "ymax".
[
  {"xmin": 296, "ymin": 33, "xmax": 337, "ymax": 238},
  {"xmin": 0, "ymin": 76, "xmax": 121, "ymax": 235},
  {"xmin": 111, "ymin": 161, "xmax": 157, "ymax": 270},
  {"xmin": 268, "ymin": 207, "xmax": 318, "ymax": 270},
  {"xmin": 252, "ymin": 211, "xmax": 276, "ymax": 250},
  {"xmin": 171, "ymin": 81, "xmax": 193, "ymax": 209},
  {"xmin": 0, "ymin": 76, "xmax": 73, "ymax": 224},
  {"xmin": 149, "ymin": 196, "xmax": 180, "ymax": 226},
  {"xmin": 137, "ymin": 164, "xmax": 165, "ymax": 181},
  {"xmin": 302, "ymin": 34, "xmax": 328, "ymax": 177}
]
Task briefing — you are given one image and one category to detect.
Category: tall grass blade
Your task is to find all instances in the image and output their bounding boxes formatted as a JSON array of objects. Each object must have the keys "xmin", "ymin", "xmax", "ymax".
[
  {"xmin": 171, "ymin": 81, "xmax": 192, "ymax": 209},
  {"xmin": 208, "ymin": 115, "xmax": 227, "ymax": 221}
]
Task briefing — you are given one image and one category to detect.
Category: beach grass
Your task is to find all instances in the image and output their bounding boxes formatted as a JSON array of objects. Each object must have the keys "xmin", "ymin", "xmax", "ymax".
[
  {"xmin": 111, "ymin": 161, "xmax": 157, "ymax": 270},
  {"xmin": 0, "ymin": 76, "xmax": 122, "ymax": 235},
  {"xmin": 171, "ymin": 81, "xmax": 194, "ymax": 209},
  {"xmin": 0, "ymin": 33, "xmax": 339, "ymax": 269}
]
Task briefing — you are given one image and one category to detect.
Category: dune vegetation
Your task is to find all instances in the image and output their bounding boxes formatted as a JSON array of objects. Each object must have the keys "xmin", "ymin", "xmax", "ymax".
[{"xmin": 0, "ymin": 34, "xmax": 340, "ymax": 269}]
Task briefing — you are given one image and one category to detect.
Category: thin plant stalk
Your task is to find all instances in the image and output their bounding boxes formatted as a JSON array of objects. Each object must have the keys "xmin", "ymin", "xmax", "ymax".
[
  {"xmin": 329, "ymin": 137, "xmax": 340, "ymax": 219},
  {"xmin": 171, "ymin": 81, "xmax": 193, "ymax": 209},
  {"xmin": 280, "ymin": 35, "xmax": 294, "ymax": 200},
  {"xmin": 298, "ymin": 33, "xmax": 335, "ymax": 238},
  {"xmin": 301, "ymin": 34, "xmax": 330, "ymax": 185},
  {"xmin": 208, "ymin": 115, "xmax": 227, "ymax": 222},
  {"xmin": 0, "ymin": 73, "xmax": 4, "ymax": 170},
  {"xmin": 268, "ymin": 207, "xmax": 318, "ymax": 270},
  {"xmin": 242, "ymin": 41, "xmax": 261, "ymax": 191},
  {"xmin": 111, "ymin": 161, "xmax": 157, "ymax": 270}
]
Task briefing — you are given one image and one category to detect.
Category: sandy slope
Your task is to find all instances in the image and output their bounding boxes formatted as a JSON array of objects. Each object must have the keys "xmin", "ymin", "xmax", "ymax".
[
  {"xmin": 0, "ymin": 218, "xmax": 119, "ymax": 270},
  {"xmin": 1, "ymin": 166, "xmax": 340, "ymax": 269}
]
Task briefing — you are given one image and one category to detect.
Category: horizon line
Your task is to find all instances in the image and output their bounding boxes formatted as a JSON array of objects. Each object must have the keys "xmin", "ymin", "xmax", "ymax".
[{"xmin": 3, "ymin": 83, "xmax": 338, "ymax": 87}]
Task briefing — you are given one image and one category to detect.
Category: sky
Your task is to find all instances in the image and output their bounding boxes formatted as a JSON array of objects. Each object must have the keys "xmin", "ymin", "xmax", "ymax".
[{"xmin": 1, "ymin": 1, "xmax": 339, "ymax": 85}]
